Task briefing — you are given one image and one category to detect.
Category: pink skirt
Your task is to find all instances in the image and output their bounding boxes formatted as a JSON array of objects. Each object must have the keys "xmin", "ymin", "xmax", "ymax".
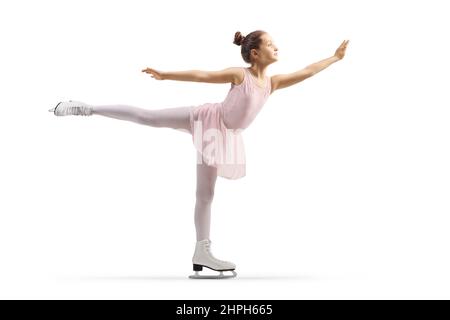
[{"xmin": 189, "ymin": 103, "xmax": 246, "ymax": 179}]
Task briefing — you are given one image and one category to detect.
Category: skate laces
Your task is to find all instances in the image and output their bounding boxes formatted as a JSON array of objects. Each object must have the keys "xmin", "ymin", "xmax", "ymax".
[
  {"xmin": 58, "ymin": 101, "xmax": 92, "ymax": 116},
  {"xmin": 71, "ymin": 106, "xmax": 91, "ymax": 116}
]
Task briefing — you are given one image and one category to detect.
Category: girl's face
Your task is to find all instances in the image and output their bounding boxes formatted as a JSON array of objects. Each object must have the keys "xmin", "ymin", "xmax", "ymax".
[{"xmin": 254, "ymin": 34, "xmax": 279, "ymax": 64}]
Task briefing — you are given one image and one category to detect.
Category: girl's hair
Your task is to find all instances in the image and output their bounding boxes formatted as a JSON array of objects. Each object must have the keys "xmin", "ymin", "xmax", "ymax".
[{"xmin": 233, "ymin": 30, "xmax": 266, "ymax": 64}]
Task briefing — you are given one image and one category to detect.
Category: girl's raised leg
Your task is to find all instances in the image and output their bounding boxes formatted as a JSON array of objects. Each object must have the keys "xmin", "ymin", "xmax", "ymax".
[{"xmin": 92, "ymin": 104, "xmax": 192, "ymax": 133}]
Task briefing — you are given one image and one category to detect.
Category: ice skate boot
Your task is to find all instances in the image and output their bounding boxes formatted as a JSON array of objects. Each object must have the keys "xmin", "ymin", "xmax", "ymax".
[
  {"xmin": 189, "ymin": 239, "xmax": 237, "ymax": 279},
  {"xmin": 48, "ymin": 100, "xmax": 93, "ymax": 116}
]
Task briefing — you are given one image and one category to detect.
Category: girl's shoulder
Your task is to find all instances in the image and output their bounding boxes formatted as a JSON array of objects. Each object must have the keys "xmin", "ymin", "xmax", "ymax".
[{"xmin": 230, "ymin": 67, "xmax": 246, "ymax": 86}]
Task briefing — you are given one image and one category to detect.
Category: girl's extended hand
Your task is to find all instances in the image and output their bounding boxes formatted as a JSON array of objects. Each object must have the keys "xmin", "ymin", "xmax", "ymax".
[
  {"xmin": 334, "ymin": 40, "xmax": 349, "ymax": 60},
  {"xmin": 141, "ymin": 67, "xmax": 165, "ymax": 80}
]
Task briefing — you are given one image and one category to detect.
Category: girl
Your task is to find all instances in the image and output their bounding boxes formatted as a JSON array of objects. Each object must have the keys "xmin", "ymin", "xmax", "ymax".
[{"xmin": 49, "ymin": 30, "xmax": 349, "ymax": 279}]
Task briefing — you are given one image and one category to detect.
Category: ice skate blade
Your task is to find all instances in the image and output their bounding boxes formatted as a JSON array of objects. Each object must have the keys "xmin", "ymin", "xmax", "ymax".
[
  {"xmin": 189, "ymin": 270, "xmax": 237, "ymax": 280},
  {"xmin": 49, "ymin": 102, "xmax": 62, "ymax": 114}
]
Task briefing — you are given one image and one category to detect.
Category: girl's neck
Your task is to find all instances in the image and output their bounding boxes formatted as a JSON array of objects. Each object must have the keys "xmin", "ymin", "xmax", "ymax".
[{"xmin": 248, "ymin": 66, "xmax": 267, "ymax": 80}]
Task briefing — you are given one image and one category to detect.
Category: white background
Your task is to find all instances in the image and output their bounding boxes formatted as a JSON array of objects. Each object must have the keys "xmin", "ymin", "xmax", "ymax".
[{"xmin": 1, "ymin": 0, "xmax": 449, "ymax": 299}]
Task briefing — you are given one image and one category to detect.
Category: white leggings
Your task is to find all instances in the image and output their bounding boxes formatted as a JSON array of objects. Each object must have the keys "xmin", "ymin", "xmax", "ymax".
[{"xmin": 92, "ymin": 104, "xmax": 217, "ymax": 241}]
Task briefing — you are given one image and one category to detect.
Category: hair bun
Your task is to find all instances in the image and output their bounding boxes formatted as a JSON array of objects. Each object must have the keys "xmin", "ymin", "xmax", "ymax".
[{"xmin": 233, "ymin": 31, "xmax": 245, "ymax": 46}]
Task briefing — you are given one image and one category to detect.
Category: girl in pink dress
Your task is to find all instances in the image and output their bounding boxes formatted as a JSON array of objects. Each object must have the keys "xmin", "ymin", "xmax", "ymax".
[{"xmin": 49, "ymin": 30, "xmax": 349, "ymax": 279}]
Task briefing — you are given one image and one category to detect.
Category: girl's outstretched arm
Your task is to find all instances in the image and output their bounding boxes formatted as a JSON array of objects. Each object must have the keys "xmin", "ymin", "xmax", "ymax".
[
  {"xmin": 270, "ymin": 40, "xmax": 349, "ymax": 93},
  {"xmin": 141, "ymin": 67, "xmax": 240, "ymax": 84},
  {"xmin": 141, "ymin": 67, "xmax": 199, "ymax": 81}
]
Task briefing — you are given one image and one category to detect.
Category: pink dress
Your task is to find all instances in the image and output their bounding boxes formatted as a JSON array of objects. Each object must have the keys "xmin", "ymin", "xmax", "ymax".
[{"xmin": 189, "ymin": 67, "xmax": 271, "ymax": 179}]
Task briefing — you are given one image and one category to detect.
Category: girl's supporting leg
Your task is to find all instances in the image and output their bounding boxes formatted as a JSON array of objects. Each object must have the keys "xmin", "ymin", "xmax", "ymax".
[
  {"xmin": 92, "ymin": 104, "xmax": 192, "ymax": 133},
  {"xmin": 194, "ymin": 162, "xmax": 218, "ymax": 241}
]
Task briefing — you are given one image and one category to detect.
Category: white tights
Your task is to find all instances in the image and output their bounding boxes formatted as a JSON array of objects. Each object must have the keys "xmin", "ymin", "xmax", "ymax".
[{"xmin": 92, "ymin": 104, "xmax": 217, "ymax": 241}]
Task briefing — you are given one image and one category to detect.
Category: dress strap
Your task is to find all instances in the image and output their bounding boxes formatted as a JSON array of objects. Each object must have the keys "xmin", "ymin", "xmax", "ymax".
[{"xmin": 241, "ymin": 67, "xmax": 249, "ymax": 84}]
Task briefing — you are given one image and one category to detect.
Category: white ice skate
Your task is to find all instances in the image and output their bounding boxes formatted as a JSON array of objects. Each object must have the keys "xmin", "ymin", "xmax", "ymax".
[
  {"xmin": 189, "ymin": 239, "xmax": 237, "ymax": 279},
  {"xmin": 48, "ymin": 100, "xmax": 93, "ymax": 116}
]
